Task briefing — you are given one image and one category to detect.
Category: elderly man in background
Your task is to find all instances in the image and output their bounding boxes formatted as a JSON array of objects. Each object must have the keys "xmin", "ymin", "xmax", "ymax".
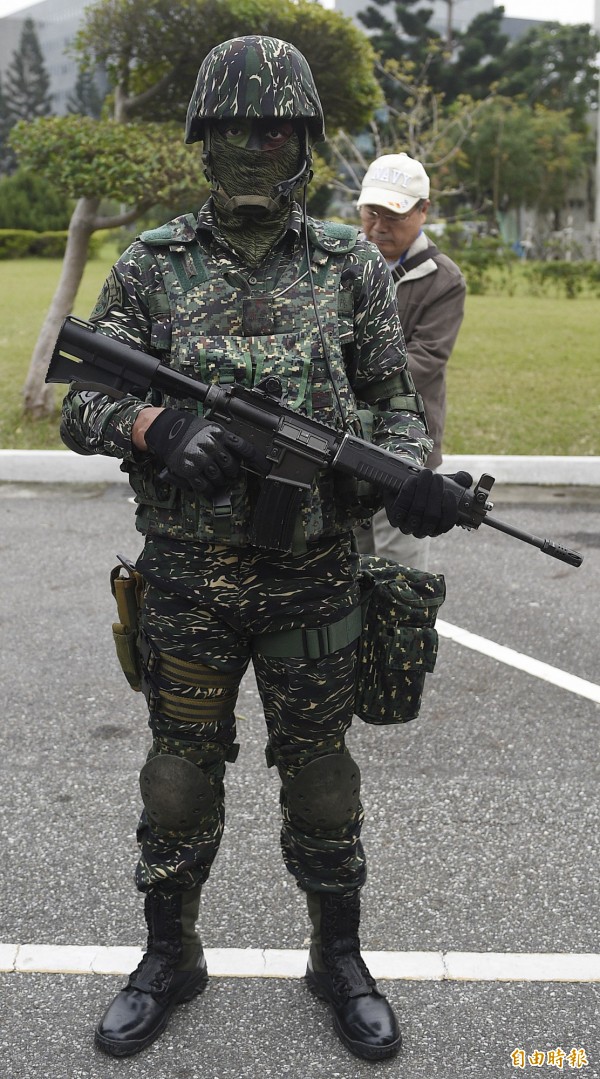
[{"xmin": 354, "ymin": 152, "xmax": 466, "ymax": 569}]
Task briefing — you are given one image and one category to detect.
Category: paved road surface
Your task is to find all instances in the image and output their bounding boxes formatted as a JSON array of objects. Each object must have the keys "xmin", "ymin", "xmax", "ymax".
[{"xmin": 1, "ymin": 481, "xmax": 598, "ymax": 1079}]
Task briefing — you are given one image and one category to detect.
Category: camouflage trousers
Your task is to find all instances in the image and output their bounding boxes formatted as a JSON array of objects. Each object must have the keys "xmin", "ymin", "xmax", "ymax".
[{"xmin": 134, "ymin": 534, "xmax": 366, "ymax": 897}]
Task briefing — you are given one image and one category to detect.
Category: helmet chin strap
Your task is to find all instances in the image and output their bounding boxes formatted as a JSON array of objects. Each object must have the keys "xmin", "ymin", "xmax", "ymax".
[
  {"xmin": 201, "ymin": 127, "xmax": 213, "ymax": 182},
  {"xmin": 203, "ymin": 125, "xmax": 313, "ymax": 215},
  {"xmin": 212, "ymin": 192, "xmax": 282, "ymax": 217},
  {"xmin": 272, "ymin": 129, "xmax": 313, "ymax": 197}
]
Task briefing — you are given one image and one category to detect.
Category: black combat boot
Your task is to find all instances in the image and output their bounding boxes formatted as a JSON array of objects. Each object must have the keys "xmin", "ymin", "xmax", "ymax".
[
  {"xmin": 95, "ymin": 888, "xmax": 208, "ymax": 1057},
  {"xmin": 305, "ymin": 890, "xmax": 401, "ymax": 1061}
]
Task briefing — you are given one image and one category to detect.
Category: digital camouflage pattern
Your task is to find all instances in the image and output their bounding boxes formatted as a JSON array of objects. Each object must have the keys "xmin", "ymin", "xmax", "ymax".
[
  {"xmin": 62, "ymin": 202, "xmax": 432, "ymax": 549},
  {"xmin": 61, "ymin": 141, "xmax": 433, "ymax": 899},
  {"xmin": 185, "ymin": 36, "xmax": 325, "ymax": 144},
  {"xmin": 134, "ymin": 536, "xmax": 365, "ymax": 895}
]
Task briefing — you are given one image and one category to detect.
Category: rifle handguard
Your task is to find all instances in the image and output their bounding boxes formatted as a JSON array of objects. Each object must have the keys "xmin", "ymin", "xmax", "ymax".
[{"xmin": 47, "ymin": 317, "xmax": 583, "ymax": 568}]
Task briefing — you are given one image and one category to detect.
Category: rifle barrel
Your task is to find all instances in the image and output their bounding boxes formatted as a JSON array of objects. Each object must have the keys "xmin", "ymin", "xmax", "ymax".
[{"xmin": 483, "ymin": 515, "xmax": 582, "ymax": 567}]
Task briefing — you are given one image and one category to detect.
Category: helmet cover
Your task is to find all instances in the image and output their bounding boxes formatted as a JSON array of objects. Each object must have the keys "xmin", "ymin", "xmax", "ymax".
[{"xmin": 185, "ymin": 35, "xmax": 325, "ymax": 144}]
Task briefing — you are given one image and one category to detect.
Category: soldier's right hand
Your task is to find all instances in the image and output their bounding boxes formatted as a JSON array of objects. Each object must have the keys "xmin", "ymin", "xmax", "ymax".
[{"xmin": 144, "ymin": 408, "xmax": 255, "ymax": 496}]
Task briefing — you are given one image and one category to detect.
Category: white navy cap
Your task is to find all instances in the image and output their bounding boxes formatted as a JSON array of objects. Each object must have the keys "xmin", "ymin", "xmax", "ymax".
[{"xmin": 357, "ymin": 152, "xmax": 430, "ymax": 214}]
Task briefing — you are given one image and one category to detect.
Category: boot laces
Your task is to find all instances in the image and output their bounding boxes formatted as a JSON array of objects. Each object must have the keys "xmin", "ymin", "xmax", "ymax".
[
  {"xmin": 326, "ymin": 937, "xmax": 377, "ymax": 1001},
  {"xmin": 128, "ymin": 941, "xmax": 181, "ymax": 996},
  {"xmin": 129, "ymin": 894, "xmax": 183, "ymax": 997}
]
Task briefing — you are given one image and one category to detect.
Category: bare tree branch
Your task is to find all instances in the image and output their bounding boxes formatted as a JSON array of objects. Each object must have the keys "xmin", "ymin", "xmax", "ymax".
[
  {"xmin": 120, "ymin": 70, "xmax": 175, "ymax": 118},
  {"xmin": 95, "ymin": 202, "xmax": 153, "ymax": 230}
]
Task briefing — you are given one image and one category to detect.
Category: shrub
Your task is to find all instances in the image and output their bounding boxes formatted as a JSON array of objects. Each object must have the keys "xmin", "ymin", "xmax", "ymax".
[
  {"xmin": 0, "ymin": 169, "xmax": 73, "ymax": 231},
  {"xmin": 0, "ymin": 228, "xmax": 103, "ymax": 259},
  {"xmin": 437, "ymin": 227, "xmax": 518, "ymax": 296},
  {"xmin": 525, "ymin": 261, "xmax": 600, "ymax": 300},
  {"xmin": 0, "ymin": 230, "xmax": 38, "ymax": 258},
  {"xmin": 29, "ymin": 231, "xmax": 72, "ymax": 257}
]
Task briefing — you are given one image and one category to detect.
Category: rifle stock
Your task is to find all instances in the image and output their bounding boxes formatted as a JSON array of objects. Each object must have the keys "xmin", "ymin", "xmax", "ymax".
[{"xmin": 46, "ymin": 317, "xmax": 583, "ymax": 568}]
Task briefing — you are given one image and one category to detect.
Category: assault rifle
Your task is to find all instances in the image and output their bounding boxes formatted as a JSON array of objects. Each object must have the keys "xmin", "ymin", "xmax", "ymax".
[{"xmin": 46, "ymin": 317, "xmax": 582, "ymax": 568}]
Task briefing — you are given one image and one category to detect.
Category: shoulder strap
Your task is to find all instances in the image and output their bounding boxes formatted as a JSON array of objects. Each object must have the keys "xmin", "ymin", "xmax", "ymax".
[
  {"xmin": 138, "ymin": 214, "xmax": 209, "ymax": 292},
  {"xmin": 307, "ymin": 218, "xmax": 360, "ymax": 255},
  {"xmin": 393, "ymin": 244, "xmax": 439, "ymax": 279},
  {"xmin": 138, "ymin": 213, "xmax": 198, "ymax": 246}
]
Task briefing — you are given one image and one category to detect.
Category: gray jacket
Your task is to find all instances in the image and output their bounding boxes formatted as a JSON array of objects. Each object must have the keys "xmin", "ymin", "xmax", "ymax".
[{"xmin": 392, "ymin": 230, "xmax": 465, "ymax": 468}]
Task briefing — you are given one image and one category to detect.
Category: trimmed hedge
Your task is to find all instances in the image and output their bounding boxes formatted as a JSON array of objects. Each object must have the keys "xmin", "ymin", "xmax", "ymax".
[
  {"xmin": 0, "ymin": 229, "xmax": 102, "ymax": 259},
  {"xmin": 0, "ymin": 230, "xmax": 39, "ymax": 258}
]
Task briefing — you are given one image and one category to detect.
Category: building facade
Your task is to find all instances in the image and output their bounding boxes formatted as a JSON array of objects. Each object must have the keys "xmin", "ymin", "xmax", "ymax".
[{"xmin": 0, "ymin": 0, "xmax": 91, "ymax": 115}]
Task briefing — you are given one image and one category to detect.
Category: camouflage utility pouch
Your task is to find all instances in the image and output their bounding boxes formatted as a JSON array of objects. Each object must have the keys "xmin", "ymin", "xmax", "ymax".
[
  {"xmin": 110, "ymin": 556, "xmax": 144, "ymax": 691},
  {"xmin": 355, "ymin": 555, "xmax": 446, "ymax": 725}
]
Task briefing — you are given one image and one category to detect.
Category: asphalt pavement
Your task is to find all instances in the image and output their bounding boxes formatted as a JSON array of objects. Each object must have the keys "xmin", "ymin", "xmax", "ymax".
[{"xmin": 0, "ymin": 477, "xmax": 598, "ymax": 1079}]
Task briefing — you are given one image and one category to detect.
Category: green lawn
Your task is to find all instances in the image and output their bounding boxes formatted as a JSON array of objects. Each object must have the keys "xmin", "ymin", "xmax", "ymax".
[
  {"xmin": 1, "ymin": 247, "xmax": 599, "ymax": 454},
  {"xmin": 446, "ymin": 292, "xmax": 600, "ymax": 456},
  {"xmin": 0, "ymin": 242, "xmax": 119, "ymax": 449}
]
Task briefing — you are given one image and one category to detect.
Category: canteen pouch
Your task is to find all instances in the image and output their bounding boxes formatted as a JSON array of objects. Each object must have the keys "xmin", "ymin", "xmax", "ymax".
[
  {"xmin": 355, "ymin": 555, "xmax": 446, "ymax": 724},
  {"xmin": 110, "ymin": 556, "xmax": 144, "ymax": 691}
]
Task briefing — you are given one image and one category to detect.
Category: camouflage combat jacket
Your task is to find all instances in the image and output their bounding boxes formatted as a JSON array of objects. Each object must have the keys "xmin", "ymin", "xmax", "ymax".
[{"xmin": 62, "ymin": 202, "xmax": 432, "ymax": 547}]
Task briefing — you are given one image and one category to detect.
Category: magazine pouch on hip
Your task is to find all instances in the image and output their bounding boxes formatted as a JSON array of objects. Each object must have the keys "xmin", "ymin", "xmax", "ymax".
[
  {"xmin": 110, "ymin": 557, "xmax": 144, "ymax": 691},
  {"xmin": 355, "ymin": 555, "xmax": 446, "ymax": 725}
]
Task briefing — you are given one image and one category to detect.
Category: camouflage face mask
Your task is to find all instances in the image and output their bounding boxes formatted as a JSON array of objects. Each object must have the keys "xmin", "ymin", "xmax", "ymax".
[{"xmin": 210, "ymin": 129, "xmax": 302, "ymax": 265}]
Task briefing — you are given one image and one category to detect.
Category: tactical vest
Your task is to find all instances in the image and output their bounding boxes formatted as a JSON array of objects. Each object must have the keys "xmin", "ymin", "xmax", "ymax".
[{"xmin": 126, "ymin": 214, "xmax": 371, "ymax": 548}]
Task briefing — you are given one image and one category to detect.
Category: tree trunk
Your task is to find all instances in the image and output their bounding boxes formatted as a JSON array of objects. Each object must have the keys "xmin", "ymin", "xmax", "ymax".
[
  {"xmin": 445, "ymin": 0, "xmax": 454, "ymax": 49},
  {"xmin": 22, "ymin": 195, "xmax": 100, "ymax": 418}
]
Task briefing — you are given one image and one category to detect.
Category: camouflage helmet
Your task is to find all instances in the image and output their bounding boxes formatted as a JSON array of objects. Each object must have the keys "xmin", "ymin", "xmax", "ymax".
[{"xmin": 185, "ymin": 36, "xmax": 325, "ymax": 145}]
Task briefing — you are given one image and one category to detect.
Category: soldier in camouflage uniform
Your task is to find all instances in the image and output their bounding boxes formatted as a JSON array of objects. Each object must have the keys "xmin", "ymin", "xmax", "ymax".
[{"xmin": 62, "ymin": 36, "xmax": 468, "ymax": 1061}]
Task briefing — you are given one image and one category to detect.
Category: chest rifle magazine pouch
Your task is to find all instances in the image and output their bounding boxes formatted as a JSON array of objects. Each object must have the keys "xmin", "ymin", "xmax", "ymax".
[
  {"xmin": 110, "ymin": 558, "xmax": 145, "ymax": 691},
  {"xmin": 355, "ymin": 555, "xmax": 446, "ymax": 725}
]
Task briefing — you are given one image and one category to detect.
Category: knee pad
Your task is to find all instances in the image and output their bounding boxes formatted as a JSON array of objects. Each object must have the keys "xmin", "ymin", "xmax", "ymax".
[
  {"xmin": 140, "ymin": 754, "xmax": 216, "ymax": 833},
  {"xmin": 286, "ymin": 754, "xmax": 361, "ymax": 831}
]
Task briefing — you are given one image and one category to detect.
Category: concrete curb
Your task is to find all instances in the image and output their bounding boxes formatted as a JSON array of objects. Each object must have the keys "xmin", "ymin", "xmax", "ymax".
[{"xmin": 1, "ymin": 449, "xmax": 599, "ymax": 486}]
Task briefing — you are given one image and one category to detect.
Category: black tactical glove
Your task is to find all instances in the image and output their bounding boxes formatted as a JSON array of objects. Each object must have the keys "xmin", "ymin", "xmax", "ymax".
[
  {"xmin": 145, "ymin": 408, "xmax": 255, "ymax": 497},
  {"xmin": 384, "ymin": 468, "xmax": 472, "ymax": 538}
]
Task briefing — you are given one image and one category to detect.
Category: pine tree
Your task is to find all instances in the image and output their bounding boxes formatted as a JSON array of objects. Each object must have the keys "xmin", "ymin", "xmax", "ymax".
[
  {"xmin": 0, "ymin": 77, "xmax": 15, "ymax": 173},
  {"xmin": 67, "ymin": 67, "xmax": 105, "ymax": 120},
  {"xmin": 359, "ymin": 0, "xmax": 440, "ymax": 68},
  {"xmin": 4, "ymin": 18, "xmax": 53, "ymax": 123}
]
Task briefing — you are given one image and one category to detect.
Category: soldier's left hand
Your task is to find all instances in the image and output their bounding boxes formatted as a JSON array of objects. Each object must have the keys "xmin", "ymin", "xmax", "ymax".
[{"xmin": 384, "ymin": 468, "xmax": 472, "ymax": 538}]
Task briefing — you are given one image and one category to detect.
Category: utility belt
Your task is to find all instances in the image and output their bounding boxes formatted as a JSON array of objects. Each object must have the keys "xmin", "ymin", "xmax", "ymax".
[{"xmin": 110, "ymin": 553, "xmax": 445, "ymax": 727}]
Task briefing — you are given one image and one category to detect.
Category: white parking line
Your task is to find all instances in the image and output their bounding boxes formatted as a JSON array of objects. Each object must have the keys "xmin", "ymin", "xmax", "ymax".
[
  {"xmin": 437, "ymin": 620, "xmax": 600, "ymax": 704},
  {"xmin": 1, "ymin": 945, "xmax": 599, "ymax": 981}
]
